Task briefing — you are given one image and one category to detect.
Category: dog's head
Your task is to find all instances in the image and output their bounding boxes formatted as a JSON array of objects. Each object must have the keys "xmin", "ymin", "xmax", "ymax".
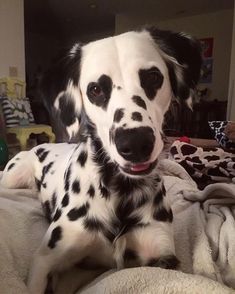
[{"xmin": 41, "ymin": 28, "xmax": 201, "ymax": 176}]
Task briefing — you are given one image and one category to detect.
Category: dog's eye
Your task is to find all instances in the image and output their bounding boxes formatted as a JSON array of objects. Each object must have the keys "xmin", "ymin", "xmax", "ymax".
[
  {"xmin": 88, "ymin": 83, "xmax": 103, "ymax": 97},
  {"xmin": 147, "ymin": 70, "xmax": 162, "ymax": 86}
]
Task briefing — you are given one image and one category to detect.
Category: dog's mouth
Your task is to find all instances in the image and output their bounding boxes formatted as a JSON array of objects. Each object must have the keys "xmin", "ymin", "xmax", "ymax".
[{"xmin": 119, "ymin": 159, "xmax": 158, "ymax": 176}]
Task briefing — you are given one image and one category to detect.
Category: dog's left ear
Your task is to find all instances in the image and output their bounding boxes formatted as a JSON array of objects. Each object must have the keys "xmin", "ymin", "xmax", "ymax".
[
  {"xmin": 39, "ymin": 44, "xmax": 83, "ymax": 142},
  {"xmin": 146, "ymin": 27, "xmax": 202, "ymax": 103}
]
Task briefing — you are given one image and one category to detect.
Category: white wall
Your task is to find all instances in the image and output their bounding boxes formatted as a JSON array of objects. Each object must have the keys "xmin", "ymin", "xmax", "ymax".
[
  {"xmin": 116, "ymin": 9, "xmax": 234, "ymax": 102},
  {"xmin": 0, "ymin": 0, "xmax": 25, "ymax": 80},
  {"xmin": 227, "ymin": 6, "xmax": 235, "ymax": 120}
]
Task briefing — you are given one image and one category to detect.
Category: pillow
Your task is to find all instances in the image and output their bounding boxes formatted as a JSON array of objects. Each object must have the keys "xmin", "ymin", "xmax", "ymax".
[
  {"xmin": 0, "ymin": 96, "xmax": 35, "ymax": 128},
  {"xmin": 208, "ymin": 121, "xmax": 235, "ymax": 150}
]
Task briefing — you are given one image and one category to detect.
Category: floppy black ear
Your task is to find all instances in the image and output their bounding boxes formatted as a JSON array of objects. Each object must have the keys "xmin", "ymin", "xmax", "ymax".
[
  {"xmin": 146, "ymin": 27, "xmax": 202, "ymax": 101},
  {"xmin": 39, "ymin": 43, "xmax": 82, "ymax": 142}
]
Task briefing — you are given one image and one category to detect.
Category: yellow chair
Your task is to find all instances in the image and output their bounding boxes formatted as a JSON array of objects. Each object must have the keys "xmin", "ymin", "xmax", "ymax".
[{"xmin": 0, "ymin": 77, "xmax": 55, "ymax": 150}]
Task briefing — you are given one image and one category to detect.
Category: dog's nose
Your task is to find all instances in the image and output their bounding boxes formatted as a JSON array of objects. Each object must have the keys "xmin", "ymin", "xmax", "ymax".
[{"xmin": 115, "ymin": 127, "xmax": 155, "ymax": 162}]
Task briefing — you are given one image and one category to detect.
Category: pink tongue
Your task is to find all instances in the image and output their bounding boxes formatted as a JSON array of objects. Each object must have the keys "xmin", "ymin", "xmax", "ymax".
[{"xmin": 131, "ymin": 163, "xmax": 150, "ymax": 172}]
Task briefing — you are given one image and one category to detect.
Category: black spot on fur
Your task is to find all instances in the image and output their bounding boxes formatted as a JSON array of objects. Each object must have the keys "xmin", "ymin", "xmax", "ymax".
[
  {"xmin": 48, "ymin": 226, "xmax": 62, "ymax": 249},
  {"xmin": 83, "ymin": 217, "xmax": 105, "ymax": 231},
  {"xmin": 61, "ymin": 193, "xmax": 69, "ymax": 207},
  {"xmin": 99, "ymin": 183, "xmax": 110, "ymax": 199},
  {"xmin": 131, "ymin": 112, "xmax": 143, "ymax": 122},
  {"xmin": 67, "ymin": 202, "xmax": 90, "ymax": 221},
  {"xmin": 87, "ymin": 75, "xmax": 112, "ymax": 109},
  {"xmin": 7, "ymin": 163, "xmax": 15, "ymax": 171},
  {"xmin": 153, "ymin": 189, "xmax": 164, "ymax": 206},
  {"xmin": 40, "ymin": 161, "xmax": 54, "ymax": 190},
  {"xmin": 77, "ymin": 150, "xmax": 88, "ymax": 167},
  {"xmin": 153, "ymin": 207, "xmax": 173, "ymax": 222},
  {"xmin": 114, "ymin": 108, "xmax": 124, "ymax": 123},
  {"xmin": 139, "ymin": 67, "xmax": 164, "ymax": 100},
  {"xmin": 53, "ymin": 208, "xmax": 62, "ymax": 222},
  {"xmin": 43, "ymin": 200, "xmax": 51, "ymax": 222},
  {"xmin": 51, "ymin": 192, "xmax": 57, "ymax": 211},
  {"xmin": 192, "ymin": 156, "xmax": 202, "ymax": 164},
  {"xmin": 123, "ymin": 249, "xmax": 138, "ymax": 260},
  {"xmin": 147, "ymin": 255, "xmax": 179, "ymax": 269},
  {"xmin": 132, "ymin": 96, "xmax": 147, "ymax": 110},
  {"xmin": 35, "ymin": 148, "xmax": 49, "ymax": 162},
  {"xmin": 64, "ymin": 164, "xmax": 72, "ymax": 191},
  {"xmin": 72, "ymin": 180, "xmax": 80, "ymax": 194},
  {"xmin": 87, "ymin": 185, "xmax": 95, "ymax": 198},
  {"xmin": 35, "ymin": 177, "xmax": 42, "ymax": 191}
]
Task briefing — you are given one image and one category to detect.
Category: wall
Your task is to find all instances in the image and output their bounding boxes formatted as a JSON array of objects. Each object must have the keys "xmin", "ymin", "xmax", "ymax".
[
  {"xmin": 116, "ymin": 9, "xmax": 234, "ymax": 101},
  {"xmin": 0, "ymin": 0, "xmax": 25, "ymax": 80},
  {"xmin": 227, "ymin": 5, "xmax": 235, "ymax": 120}
]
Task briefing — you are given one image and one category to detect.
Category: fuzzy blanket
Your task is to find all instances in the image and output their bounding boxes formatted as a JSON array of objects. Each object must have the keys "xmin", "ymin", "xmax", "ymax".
[{"xmin": 0, "ymin": 160, "xmax": 235, "ymax": 294}]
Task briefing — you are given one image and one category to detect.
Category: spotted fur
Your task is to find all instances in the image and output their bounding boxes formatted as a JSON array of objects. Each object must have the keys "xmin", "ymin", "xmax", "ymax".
[{"xmin": 1, "ymin": 27, "xmax": 201, "ymax": 293}]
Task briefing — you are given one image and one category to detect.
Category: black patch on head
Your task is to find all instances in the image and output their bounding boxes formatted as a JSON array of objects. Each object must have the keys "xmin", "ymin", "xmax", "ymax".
[
  {"xmin": 139, "ymin": 67, "xmax": 164, "ymax": 100},
  {"xmin": 153, "ymin": 207, "xmax": 173, "ymax": 222},
  {"xmin": 87, "ymin": 75, "xmax": 112, "ymax": 109},
  {"xmin": 132, "ymin": 96, "xmax": 147, "ymax": 110},
  {"xmin": 147, "ymin": 255, "xmax": 179, "ymax": 270},
  {"xmin": 53, "ymin": 208, "xmax": 62, "ymax": 222},
  {"xmin": 67, "ymin": 202, "xmax": 89, "ymax": 221},
  {"xmin": 64, "ymin": 164, "xmax": 72, "ymax": 191},
  {"xmin": 35, "ymin": 148, "xmax": 49, "ymax": 162},
  {"xmin": 87, "ymin": 185, "xmax": 95, "ymax": 198},
  {"xmin": 48, "ymin": 226, "xmax": 62, "ymax": 249},
  {"xmin": 77, "ymin": 150, "xmax": 88, "ymax": 167},
  {"xmin": 59, "ymin": 94, "xmax": 77, "ymax": 126},
  {"xmin": 61, "ymin": 193, "xmax": 69, "ymax": 207},
  {"xmin": 42, "ymin": 200, "xmax": 52, "ymax": 222},
  {"xmin": 170, "ymin": 146, "xmax": 178, "ymax": 156},
  {"xmin": 72, "ymin": 180, "xmax": 80, "ymax": 194},
  {"xmin": 114, "ymin": 108, "xmax": 124, "ymax": 123},
  {"xmin": 7, "ymin": 163, "xmax": 15, "ymax": 171},
  {"xmin": 131, "ymin": 112, "xmax": 143, "ymax": 122}
]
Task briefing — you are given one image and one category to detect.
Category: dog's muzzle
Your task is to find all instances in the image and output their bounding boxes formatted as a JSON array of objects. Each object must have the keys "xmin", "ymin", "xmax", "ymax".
[{"xmin": 115, "ymin": 126, "xmax": 155, "ymax": 164}]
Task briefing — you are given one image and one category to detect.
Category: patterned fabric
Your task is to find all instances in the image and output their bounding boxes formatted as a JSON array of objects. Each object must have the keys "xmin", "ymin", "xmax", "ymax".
[
  {"xmin": 209, "ymin": 121, "xmax": 235, "ymax": 150},
  {"xmin": 0, "ymin": 96, "xmax": 35, "ymax": 127},
  {"xmin": 170, "ymin": 141, "xmax": 235, "ymax": 187}
]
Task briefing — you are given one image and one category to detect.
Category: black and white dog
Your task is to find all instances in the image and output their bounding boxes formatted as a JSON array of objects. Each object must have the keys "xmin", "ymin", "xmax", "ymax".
[{"xmin": 1, "ymin": 27, "xmax": 201, "ymax": 293}]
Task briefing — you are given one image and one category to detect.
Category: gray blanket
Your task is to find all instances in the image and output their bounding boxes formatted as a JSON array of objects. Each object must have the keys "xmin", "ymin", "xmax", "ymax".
[{"xmin": 0, "ymin": 160, "xmax": 235, "ymax": 293}]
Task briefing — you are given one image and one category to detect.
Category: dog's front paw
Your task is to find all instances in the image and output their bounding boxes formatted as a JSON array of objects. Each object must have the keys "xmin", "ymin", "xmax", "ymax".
[{"xmin": 147, "ymin": 255, "xmax": 180, "ymax": 270}]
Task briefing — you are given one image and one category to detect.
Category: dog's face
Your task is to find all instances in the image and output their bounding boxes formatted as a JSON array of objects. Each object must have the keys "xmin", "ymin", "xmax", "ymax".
[
  {"xmin": 41, "ymin": 28, "xmax": 202, "ymax": 177},
  {"xmin": 80, "ymin": 31, "xmax": 172, "ymax": 176}
]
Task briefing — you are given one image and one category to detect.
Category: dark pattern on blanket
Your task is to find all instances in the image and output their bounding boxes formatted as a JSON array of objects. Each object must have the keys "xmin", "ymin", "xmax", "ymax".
[{"xmin": 170, "ymin": 141, "xmax": 235, "ymax": 188}]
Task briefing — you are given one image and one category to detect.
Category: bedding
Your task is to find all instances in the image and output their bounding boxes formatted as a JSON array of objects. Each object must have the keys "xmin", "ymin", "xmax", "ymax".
[
  {"xmin": 170, "ymin": 140, "xmax": 235, "ymax": 188},
  {"xmin": 0, "ymin": 159, "xmax": 235, "ymax": 293}
]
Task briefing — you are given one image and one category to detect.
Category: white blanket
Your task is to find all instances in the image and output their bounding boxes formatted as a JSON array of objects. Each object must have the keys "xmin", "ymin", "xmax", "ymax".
[{"xmin": 0, "ymin": 160, "xmax": 235, "ymax": 293}]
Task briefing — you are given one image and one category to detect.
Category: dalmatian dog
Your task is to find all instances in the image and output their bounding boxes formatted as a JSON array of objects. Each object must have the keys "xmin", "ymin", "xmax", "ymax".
[{"xmin": 1, "ymin": 27, "xmax": 201, "ymax": 293}]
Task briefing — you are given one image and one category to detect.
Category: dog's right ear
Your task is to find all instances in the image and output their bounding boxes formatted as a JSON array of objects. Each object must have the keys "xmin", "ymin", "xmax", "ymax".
[
  {"xmin": 39, "ymin": 43, "xmax": 82, "ymax": 142},
  {"xmin": 146, "ymin": 27, "xmax": 202, "ymax": 105}
]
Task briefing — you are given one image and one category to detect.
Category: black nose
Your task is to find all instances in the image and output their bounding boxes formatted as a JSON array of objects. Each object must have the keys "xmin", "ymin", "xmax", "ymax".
[{"xmin": 114, "ymin": 127, "xmax": 155, "ymax": 162}]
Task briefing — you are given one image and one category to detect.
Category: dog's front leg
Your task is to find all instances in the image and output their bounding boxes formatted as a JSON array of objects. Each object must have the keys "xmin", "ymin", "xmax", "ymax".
[
  {"xmin": 124, "ymin": 221, "xmax": 179, "ymax": 269},
  {"xmin": 27, "ymin": 222, "xmax": 91, "ymax": 294}
]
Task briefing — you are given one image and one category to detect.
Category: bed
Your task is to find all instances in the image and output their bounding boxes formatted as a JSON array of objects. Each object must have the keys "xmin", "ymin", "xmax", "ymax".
[{"xmin": 0, "ymin": 139, "xmax": 235, "ymax": 294}]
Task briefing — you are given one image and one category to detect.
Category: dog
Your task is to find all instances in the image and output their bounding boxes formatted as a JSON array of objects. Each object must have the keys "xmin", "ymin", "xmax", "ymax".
[{"xmin": 1, "ymin": 27, "xmax": 201, "ymax": 293}]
